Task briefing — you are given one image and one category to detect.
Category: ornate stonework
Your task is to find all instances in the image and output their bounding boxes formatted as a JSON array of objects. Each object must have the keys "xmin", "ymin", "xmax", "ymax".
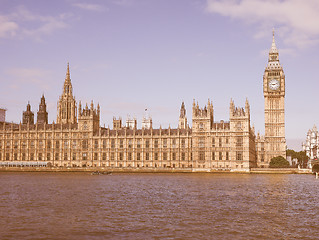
[{"xmin": 0, "ymin": 32, "xmax": 286, "ymax": 170}]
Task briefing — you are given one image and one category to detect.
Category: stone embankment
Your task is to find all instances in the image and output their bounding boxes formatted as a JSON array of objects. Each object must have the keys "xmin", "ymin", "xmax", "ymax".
[{"xmin": 0, "ymin": 167, "xmax": 313, "ymax": 174}]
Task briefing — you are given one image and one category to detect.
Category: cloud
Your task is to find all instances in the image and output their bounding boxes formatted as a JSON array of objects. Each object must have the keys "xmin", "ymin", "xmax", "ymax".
[
  {"xmin": 0, "ymin": 6, "xmax": 69, "ymax": 40},
  {"xmin": 5, "ymin": 68, "xmax": 52, "ymax": 90},
  {"xmin": 73, "ymin": 3, "xmax": 107, "ymax": 12},
  {"xmin": 0, "ymin": 16, "xmax": 19, "ymax": 38},
  {"xmin": 206, "ymin": 0, "xmax": 319, "ymax": 48}
]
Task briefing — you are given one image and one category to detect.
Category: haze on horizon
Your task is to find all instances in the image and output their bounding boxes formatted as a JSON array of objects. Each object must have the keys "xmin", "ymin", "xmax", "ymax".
[{"xmin": 1, "ymin": 0, "xmax": 319, "ymax": 151}]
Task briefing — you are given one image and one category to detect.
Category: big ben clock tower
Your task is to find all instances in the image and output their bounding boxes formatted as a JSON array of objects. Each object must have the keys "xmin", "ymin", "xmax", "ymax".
[{"xmin": 263, "ymin": 30, "xmax": 286, "ymax": 164}]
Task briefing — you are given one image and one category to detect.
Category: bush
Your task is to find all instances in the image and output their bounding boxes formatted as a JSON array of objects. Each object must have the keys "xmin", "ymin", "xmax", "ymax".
[
  {"xmin": 312, "ymin": 164, "xmax": 319, "ymax": 173},
  {"xmin": 269, "ymin": 156, "xmax": 290, "ymax": 168}
]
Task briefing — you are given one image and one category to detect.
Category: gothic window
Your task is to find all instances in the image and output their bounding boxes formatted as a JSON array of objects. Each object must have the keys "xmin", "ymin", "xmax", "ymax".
[
  {"xmin": 103, "ymin": 153, "xmax": 107, "ymax": 161},
  {"xmin": 172, "ymin": 139, "xmax": 176, "ymax": 148},
  {"xmin": 154, "ymin": 139, "xmax": 158, "ymax": 148},
  {"xmin": 72, "ymin": 153, "xmax": 76, "ymax": 161},
  {"xmin": 137, "ymin": 139, "xmax": 141, "ymax": 148},
  {"xmin": 103, "ymin": 140, "xmax": 107, "ymax": 149},
  {"xmin": 212, "ymin": 138, "xmax": 215, "ymax": 147},
  {"xmin": 137, "ymin": 153, "xmax": 141, "ymax": 161},
  {"xmin": 94, "ymin": 140, "xmax": 99, "ymax": 149},
  {"xmin": 145, "ymin": 140, "xmax": 150, "ymax": 148},
  {"xmin": 181, "ymin": 139, "xmax": 185, "ymax": 148},
  {"xmin": 111, "ymin": 153, "xmax": 115, "ymax": 161},
  {"xmin": 128, "ymin": 152, "xmax": 132, "ymax": 161},
  {"xmin": 236, "ymin": 152, "xmax": 242, "ymax": 161},
  {"xmin": 163, "ymin": 152, "xmax": 167, "ymax": 161},
  {"xmin": 111, "ymin": 139, "xmax": 115, "ymax": 149},
  {"xmin": 82, "ymin": 140, "xmax": 88, "ymax": 150},
  {"xmin": 181, "ymin": 152, "xmax": 185, "ymax": 161},
  {"xmin": 146, "ymin": 152, "xmax": 149, "ymax": 161},
  {"xmin": 94, "ymin": 153, "xmax": 98, "ymax": 161},
  {"xmin": 14, "ymin": 141, "xmax": 18, "ymax": 149},
  {"xmin": 219, "ymin": 152, "xmax": 222, "ymax": 160},
  {"xmin": 212, "ymin": 152, "xmax": 215, "ymax": 160},
  {"xmin": 163, "ymin": 139, "xmax": 167, "ymax": 148},
  {"xmin": 219, "ymin": 138, "xmax": 222, "ymax": 147},
  {"xmin": 119, "ymin": 140, "xmax": 123, "ymax": 148},
  {"xmin": 199, "ymin": 152, "xmax": 205, "ymax": 161},
  {"xmin": 172, "ymin": 153, "xmax": 176, "ymax": 161},
  {"xmin": 226, "ymin": 152, "xmax": 229, "ymax": 161},
  {"xmin": 14, "ymin": 153, "xmax": 18, "ymax": 161},
  {"xmin": 154, "ymin": 152, "xmax": 158, "ymax": 161},
  {"xmin": 82, "ymin": 153, "xmax": 87, "ymax": 161},
  {"xmin": 56, "ymin": 141, "xmax": 60, "ymax": 149},
  {"xmin": 55, "ymin": 153, "xmax": 59, "ymax": 161}
]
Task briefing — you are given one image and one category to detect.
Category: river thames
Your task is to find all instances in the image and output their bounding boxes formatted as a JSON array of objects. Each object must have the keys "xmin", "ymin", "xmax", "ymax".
[{"xmin": 0, "ymin": 173, "xmax": 318, "ymax": 239}]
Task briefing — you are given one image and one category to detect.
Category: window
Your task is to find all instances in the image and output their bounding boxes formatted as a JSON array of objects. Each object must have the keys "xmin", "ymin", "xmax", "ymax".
[
  {"xmin": 56, "ymin": 141, "xmax": 60, "ymax": 149},
  {"xmin": 172, "ymin": 152, "xmax": 176, "ymax": 161},
  {"xmin": 137, "ymin": 140, "xmax": 141, "ymax": 148},
  {"xmin": 103, "ymin": 153, "xmax": 107, "ymax": 161},
  {"xmin": 128, "ymin": 152, "xmax": 132, "ymax": 161},
  {"xmin": 237, "ymin": 152, "xmax": 242, "ymax": 161},
  {"xmin": 30, "ymin": 153, "xmax": 34, "ymax": 161},
  {"xmin": 111, "ymin": 153, "xmax": 115, "ymax": 161},
  {"xmin": 219, "ymin": 152, "xmax": 222, "ymax": 160},
  {"xmin": 14, "ymin": 153, "xmax": 18, "ymax": 160},
  {"xmin": 226, "ymin": 137, "xmax": 229, "ymax": 144},
  {"xmin": 236, "ymin": 137, "xmax": 243, "ymax": 147},
  {"xmin": 47, "ymin": 153, "xmax": 51, "ymax": 161},
  {"xmin": 119, "ymin": 153, "xmax": 123, "ymax": 161},
  {"xmin": 163, "ymin": 139, "xmax": 167, "ymax": 148},
  {"xmin": 30, "ymin": 141, "xmax": 34, "ymax": 148},
  {"xmin": 199, "ymin": 152, "xmax": 205, "ymax": 161},
  {"xmin": 119, "ymin": 140, "xmax": 123, "ymax": 148},
  {"xmin": 82, "ymin": 140, "xmax": 88, "ymax": 150},
  {"xmin": 103, "ymin": 140, "xmax": 107, "ymax": 149},
  {"xmin": 219, "ymin": 138, "xmax": 222, "ymax": 147},
  {"xmin": 212, "ymin": 152, "xmax": 215, "ymax": 160},
  {"xmin": 212, "ymin": 138, "xmax": 215, "ymax": 147},
  {"xmin": 47, "ymin": 140, "xmax": 51, "ymax": 149},
  {"xmin": 181, "ymin": 139, "xmax": 185, "ymax": 148},
  {"xmin": 14, "ymin": 141, "xmax": 18, "ymax": 149},
  {"xmin": 64, "ymin": 141, "xmax": 68, "ymax": 149},
  {"xmin": 154, "ymin": 152, "xmax": 158, "ymax": 161},
  {"xmin": 64, "ymin": 153, "xmax": 67, "ymax": 161},
  {"xmin": 38, "ymin": 153, "xmax": 42, "ymax": 161},
  {"xmin": 128, "ymin": 139, "xmax": 132, "ymax": 149},
  {"xmin": 163, "ymin": 152, "xmax": 167, "ymax": 161},
  {"xmin": 226, "ymin": 152, "xmax": 229, "ymax": 161},
  {"xmin": 154, "ymin": 139, "xmax": 158, "ymax": 148},
  {"xmin": 137, "ymin": 153, "xmax": 141, "ymax": 161},
  {"xmin": 95, "ymin": 140, "xmax": 99, "ymax": 149},
  {"xmin": 72, "ymin": 153, "xmax": 76, "ymax": 161},
  {"xmin": 82, "ymin": 153, "xmax": 87, "ymax": 161},
  {"xmin": 94, "ymin": 153, "xmax": 98, "ymax": 160},
  {"xmin": 145, "ymin": 140, "xmax": 150, "ymax": 148},
  {"xmin": 172, "ymin": 139, "xmax": 176, "ymax": 148},
  {"xmin": 55, "ymin": 153, "xmax": 59, "ymax": 161},
  {"xmin": 22, "ymin": 153, "xmax": 26, "ymax": 161},
  {"xmin": 111, "ymin": 139, "xmax": 115, "ymax": 149},
  {"xmin": 146, "ymin": 152, "xmax": 149, "ymax": 161},
  {"xmin": 181, "ymin": 152, "xmax": 185, "ymax": 161},
  {"xmin": 72, "ymin": 140, "xmax": 77, "ymax": 149}
]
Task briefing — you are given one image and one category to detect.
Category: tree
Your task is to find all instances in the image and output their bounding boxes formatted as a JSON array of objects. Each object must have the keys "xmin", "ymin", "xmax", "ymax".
[
  {"xmin": 286, "ymin": 149, "xmax": 308, "ymax": 168},
  {"xmin": 269, "ymin": 156, "xmax": 290, "ymax": 168},
  {"xmin": 312, "ymin": 164, "xmax": 319, "ymax": 173}
]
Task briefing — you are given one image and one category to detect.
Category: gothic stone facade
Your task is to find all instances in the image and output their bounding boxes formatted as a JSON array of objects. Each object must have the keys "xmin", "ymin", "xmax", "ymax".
[{"xmin": 0, "ymin": 33, "xmax": 286, "ymax": 171}]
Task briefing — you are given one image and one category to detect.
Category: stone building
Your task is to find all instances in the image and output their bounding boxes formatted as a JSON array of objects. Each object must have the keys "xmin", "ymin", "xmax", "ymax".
[
  {"xmin": 0, "ymin": 32, "xmax": 287, "ymax": 171},
  {"xmin": 302, "ymin": 125, "xmax": 319, "ymax": 168}
]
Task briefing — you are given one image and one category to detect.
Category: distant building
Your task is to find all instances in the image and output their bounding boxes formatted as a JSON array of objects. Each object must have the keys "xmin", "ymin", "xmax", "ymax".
[{"xmin": 302, "ymin": 125, "xmax": 319, "ymax": 168}]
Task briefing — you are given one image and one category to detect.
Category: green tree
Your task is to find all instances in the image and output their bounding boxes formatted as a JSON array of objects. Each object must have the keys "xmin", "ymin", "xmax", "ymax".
[
  {"xmin": 286, "ymin": 149, "xmax": 308, "ymax": 168},
  {"xmin": 312, "ymin": 164, "xmax": 319, "ymax": 173},
  {"xmin": 269, "ymin": 156, "xmax": 290, "ymax": 168}
]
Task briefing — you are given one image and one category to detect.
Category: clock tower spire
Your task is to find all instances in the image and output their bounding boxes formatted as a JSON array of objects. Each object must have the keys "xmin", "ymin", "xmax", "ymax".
[{"xmin": 263, "ymin": 29, "xmax": 286, "ymax": 166}]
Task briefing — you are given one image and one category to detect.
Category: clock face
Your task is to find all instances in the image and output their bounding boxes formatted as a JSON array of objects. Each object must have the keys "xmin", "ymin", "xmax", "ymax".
[{"xmin": 268, "ymin": 79, "xmax": 280, "ymax": 91}]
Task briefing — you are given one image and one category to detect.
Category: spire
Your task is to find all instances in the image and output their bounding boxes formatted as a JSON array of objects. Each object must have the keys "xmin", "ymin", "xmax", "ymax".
[
  {"xmin": 66, "ymin": 62, "xmax": 70, "ymax": 81},
  {"xmin": 270, "ymin": 28, "xmax": 278, "ymax": 54},
  {"xmin": 180, "ymin": 101, "xmax": 186, "ymax": 118}
]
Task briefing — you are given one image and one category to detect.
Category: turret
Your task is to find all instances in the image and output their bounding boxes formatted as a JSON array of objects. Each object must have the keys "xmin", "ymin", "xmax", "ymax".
[{"xmin": 178, "ymin": 102, "xmax": 187, "ymax": 129}]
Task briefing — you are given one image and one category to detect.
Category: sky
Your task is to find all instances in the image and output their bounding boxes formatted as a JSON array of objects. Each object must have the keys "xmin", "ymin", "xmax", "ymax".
[{"xmin": 1, "ymin": 0, "xmax": 319, "ymax": 151}]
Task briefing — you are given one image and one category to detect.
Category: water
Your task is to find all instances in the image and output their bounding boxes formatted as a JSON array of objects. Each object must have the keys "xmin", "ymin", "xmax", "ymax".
[{"xmin": 0, "ymin": 173, "xmax": 318, "ymax": 240}]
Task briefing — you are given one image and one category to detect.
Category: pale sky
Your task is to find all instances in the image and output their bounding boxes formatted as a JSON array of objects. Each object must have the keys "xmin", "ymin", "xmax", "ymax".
[{"xmin": 1, "ymin": 0, "xmax": 319, "ymax": 151}]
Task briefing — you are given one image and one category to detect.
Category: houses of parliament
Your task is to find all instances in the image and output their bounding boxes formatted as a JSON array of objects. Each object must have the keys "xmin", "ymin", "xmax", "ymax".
[{"xmin": 0, "ymin": 32, "xmax": 286, "ymax": 171}]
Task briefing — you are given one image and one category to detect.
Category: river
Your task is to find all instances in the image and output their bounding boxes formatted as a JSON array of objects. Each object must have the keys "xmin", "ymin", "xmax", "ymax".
[{"xmin": 0, "ymin": 173, "xmax": 318, "ymax": 239}]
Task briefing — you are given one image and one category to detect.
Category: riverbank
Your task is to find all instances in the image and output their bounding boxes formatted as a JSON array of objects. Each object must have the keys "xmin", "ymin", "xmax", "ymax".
[{"xmin": 0, "ymin": 167, "xmax": 313, "ymax": 174}]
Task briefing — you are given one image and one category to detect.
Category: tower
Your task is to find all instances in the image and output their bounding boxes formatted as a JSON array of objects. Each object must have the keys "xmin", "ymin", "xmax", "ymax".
[
  {"xmin": 57, "ymin": 63, "xmax": 77, "ymax": 124},
  {"xmin": 263, "ymin": 30, "xmax": 286, "ymax": 163},
  {"xmin": 22, "ymin": 102, "xmax": 34, "ymax": 124},
  {"xmin": 178, "ymin": 102, "xmax": 187, "ymax": 129},
  {"xmin": 78, "ymin": 101, "xmax": 100, "ymax": 133},
  {"xmin": 37, "ymin": 94, "xmax": 48, "ymax": 124}
]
